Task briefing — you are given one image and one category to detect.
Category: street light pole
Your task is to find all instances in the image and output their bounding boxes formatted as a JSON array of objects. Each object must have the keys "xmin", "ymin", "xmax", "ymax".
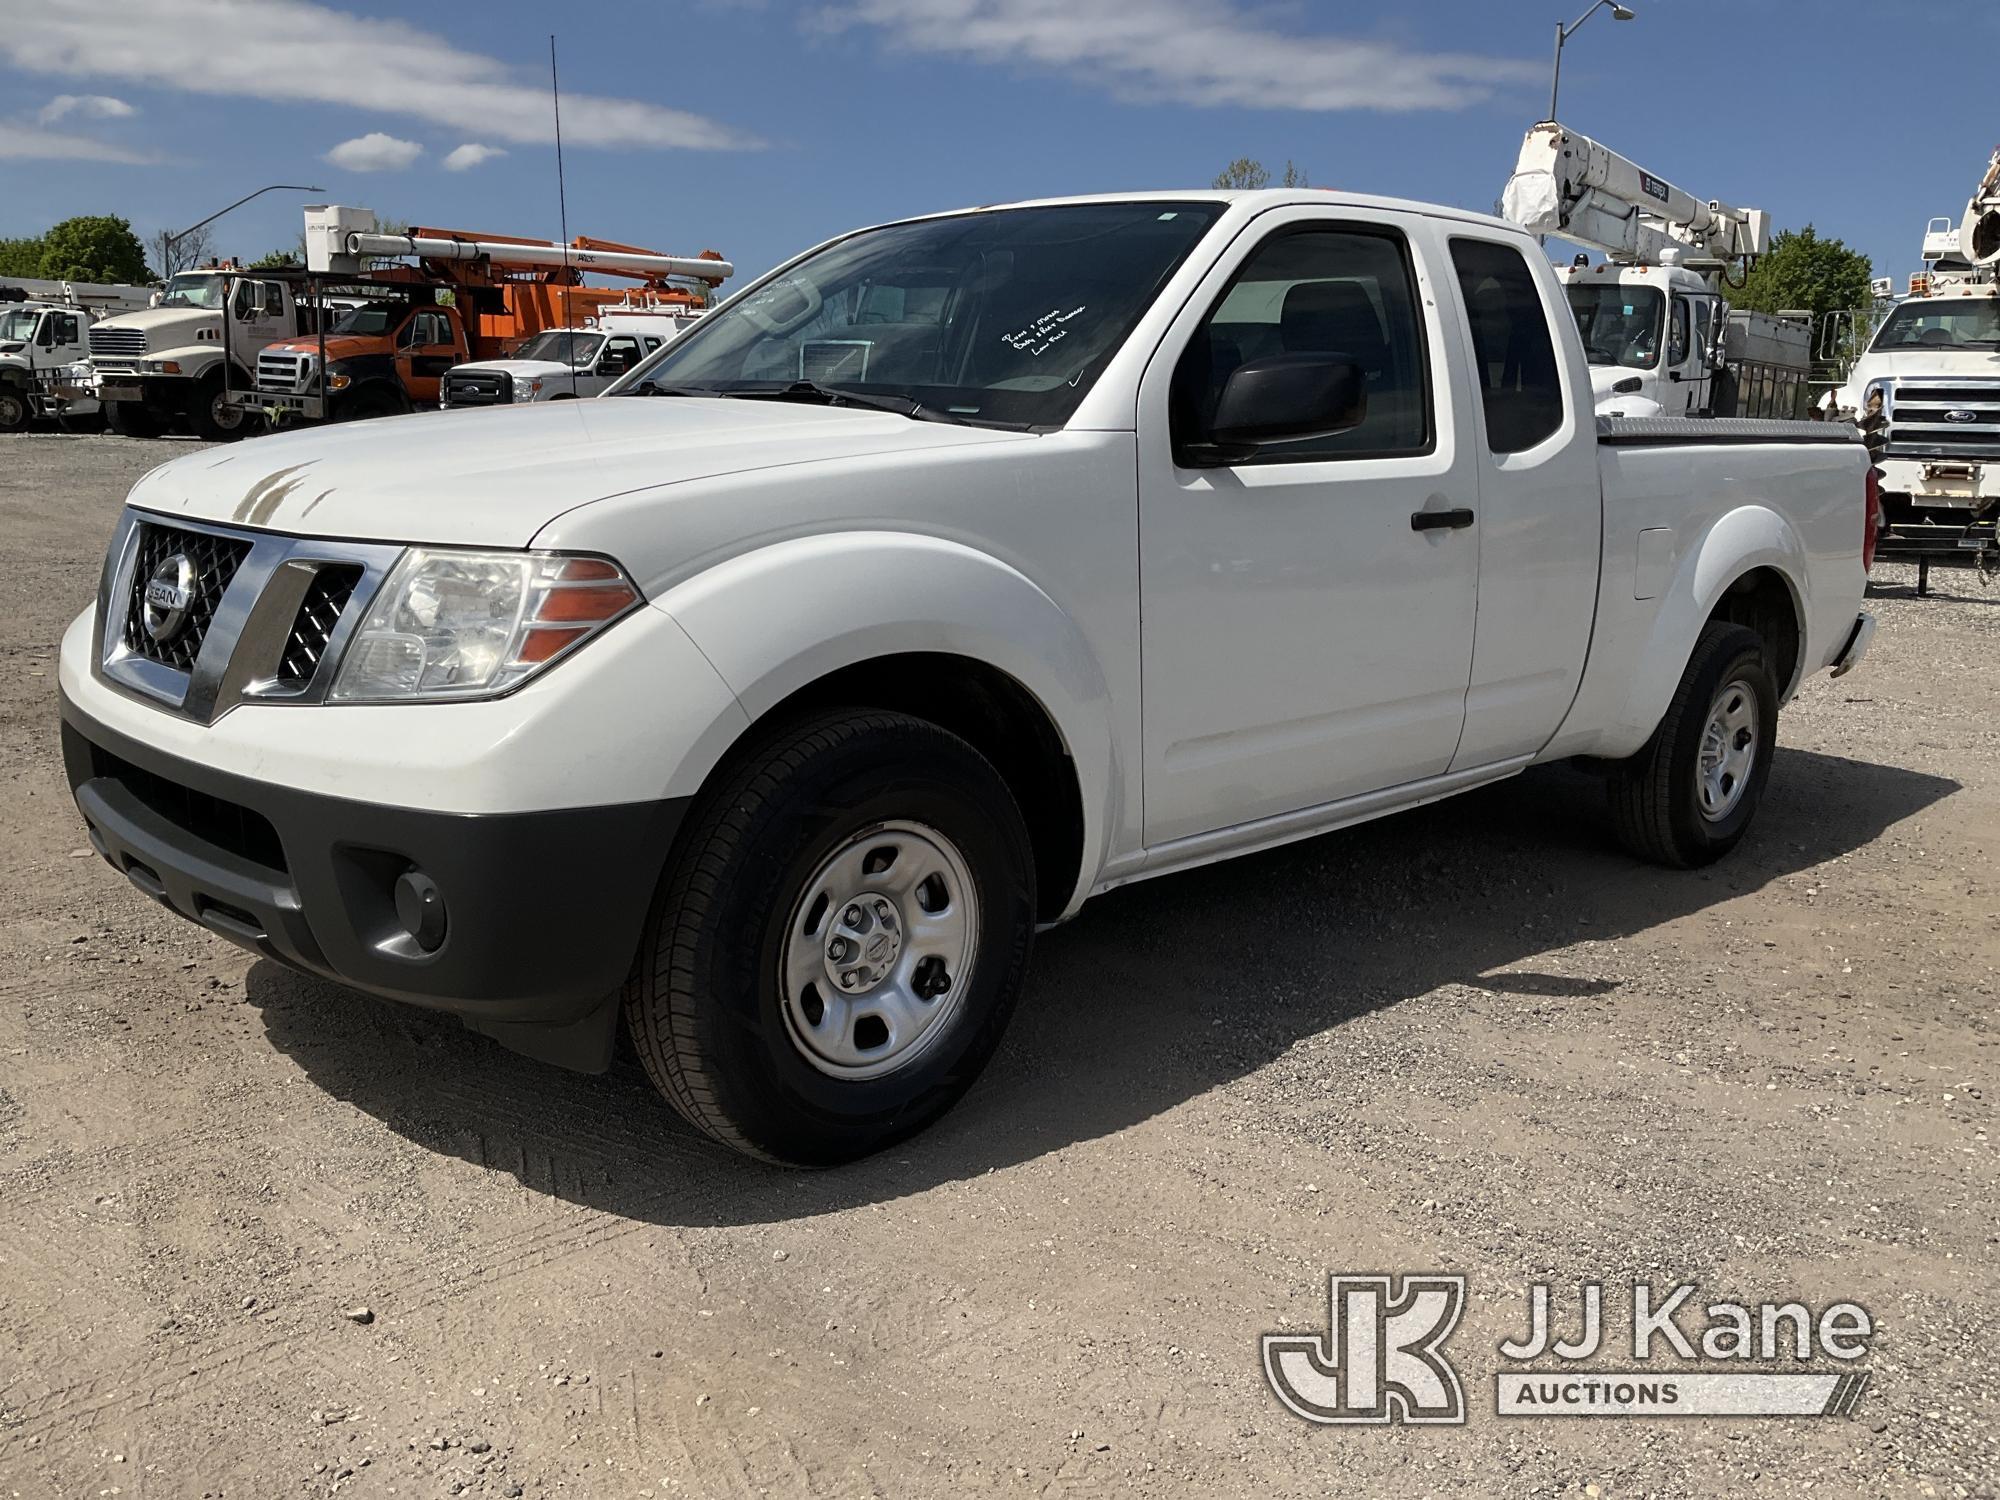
[
  {"xmin": 1548, "ymin": 0, "xmax": 1636, "ymax": 122},
  {"xmin": 162, "ymin": 183, "xmax": 326, "ymax": 269}
]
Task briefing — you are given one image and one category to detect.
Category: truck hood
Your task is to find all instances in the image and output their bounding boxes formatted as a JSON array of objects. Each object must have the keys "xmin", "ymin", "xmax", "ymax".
[
  {"xmin": 452, "ymin": 358, "xmax": 578, "ymax": 380},
  {"xmin": 264, "ymin": 334, "xmax": 388, "ymax": 362},
  {"xmin": 123, "ymin": 396, "xmax": 1033, "ymax": 547},
  {"xmin": 1837, "ymin": 347, "xmax": 2000, "ymax": 408}
]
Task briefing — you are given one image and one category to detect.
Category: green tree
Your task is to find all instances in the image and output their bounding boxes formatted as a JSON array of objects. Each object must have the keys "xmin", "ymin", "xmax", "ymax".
[
  {"xmin": 250, "ymin": 247, "xmax": 301, "ymax": 269},
  {"xmin": 1726, "ymin": 225, "xmax": 1873, "ymax": 320},
  {"xmin": 0, "ymin": 236, "xmax": 44, "ymax": 278},
  {"xmin": 36, "ymin": 214, "xmax": 151, "ymax": 283},
  {"xmin": 1212, "ymin": 158, "xmax": 1309, "ymax": 190}
]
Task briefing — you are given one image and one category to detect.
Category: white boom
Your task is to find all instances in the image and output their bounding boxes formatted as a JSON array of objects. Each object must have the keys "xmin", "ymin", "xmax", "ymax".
[
  {"xmin": 1502, "ymin": 121, "xmax": 1771, "ymax": 272},
  {"xmin": 1958, "ymin": 144, "xmax": 2000, "ymax": 266},
  {"xmin": 303, "ymin": 205, "xmax": 731, "ymax": 284}
]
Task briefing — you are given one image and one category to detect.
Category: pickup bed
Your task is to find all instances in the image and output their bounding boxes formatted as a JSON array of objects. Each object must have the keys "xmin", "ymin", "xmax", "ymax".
[{"xmin": 59, "ymin": 190, "xmax": 1875, "ymax": 1164}]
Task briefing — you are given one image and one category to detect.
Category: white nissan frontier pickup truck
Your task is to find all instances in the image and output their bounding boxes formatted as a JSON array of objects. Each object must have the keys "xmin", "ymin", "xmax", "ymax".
[{"xmin": 60, "ymin": 191, "xmax": 1877, "ymax": 1164}]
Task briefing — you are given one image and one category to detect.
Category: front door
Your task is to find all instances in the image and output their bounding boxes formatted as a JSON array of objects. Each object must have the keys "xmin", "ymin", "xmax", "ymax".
[
  {"xmin": 1136, "ymin": 209, "xmax": 1481, "ymax": 846},
  {"xmin": 395, "ymin": 309, "xmax": 461, "ymax": 403}
]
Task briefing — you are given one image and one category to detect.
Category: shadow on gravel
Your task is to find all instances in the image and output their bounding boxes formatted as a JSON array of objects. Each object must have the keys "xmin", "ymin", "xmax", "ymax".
[{"xmin": 247, "ymin": 748, "xmax": 1956, "ymax": 1226}]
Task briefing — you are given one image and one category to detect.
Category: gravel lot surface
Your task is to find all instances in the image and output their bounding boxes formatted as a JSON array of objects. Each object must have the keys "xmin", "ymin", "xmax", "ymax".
[{"xmin": 2, "ymin": 429, "xmax": 1995, "ymax": 1499}]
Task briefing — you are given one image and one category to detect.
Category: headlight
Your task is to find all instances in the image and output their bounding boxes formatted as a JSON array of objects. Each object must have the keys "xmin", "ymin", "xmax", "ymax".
[
  {"xmin": 513, "ymin": 378, "xmax": 544, "ymax": 402},
  {"xmin": 329, "ymin": 549, "xmax": 642, "ymax": 703}
]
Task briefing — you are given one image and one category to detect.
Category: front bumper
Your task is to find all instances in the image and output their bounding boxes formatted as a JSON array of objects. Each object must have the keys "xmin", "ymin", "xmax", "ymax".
[{"xmin": 61, "ymin": 691, "xmax": 687, "ymax": 1062}]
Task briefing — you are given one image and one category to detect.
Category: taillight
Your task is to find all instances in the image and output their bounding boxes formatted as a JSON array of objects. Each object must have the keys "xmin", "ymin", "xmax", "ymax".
[{"xmin": 1862, "ymin": 466, "xmax": 1883, "ymax": 571}]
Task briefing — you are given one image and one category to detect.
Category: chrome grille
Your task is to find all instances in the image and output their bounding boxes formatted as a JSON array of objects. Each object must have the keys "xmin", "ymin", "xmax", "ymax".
[
  {"xmin": 257, "ymin": 351, "xmax": 313, "ymax": 394},
  {"xmin": 121, "ymin": 523, "xmax": 252, "ymax": 674},
  {"xmin": 1885, "ymin": 379, "xmax": 2000, "ymax": 460},
  {"xmin": 443, "ymin": 368, "xmax": 511, "ymax": 407},
  {"xmin": 89, "ymin": 326, "xmax": 146, "ymax": 359},
  {"xmin": 277, "ymin": 565, "xmax": 361, "ymax": 685}
]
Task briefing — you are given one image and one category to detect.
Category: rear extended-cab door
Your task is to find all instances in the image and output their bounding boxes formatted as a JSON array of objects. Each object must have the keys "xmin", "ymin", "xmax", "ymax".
[{"xmin": 1435, "ymin": 226, "xmax": 1602, "ymax": 768}]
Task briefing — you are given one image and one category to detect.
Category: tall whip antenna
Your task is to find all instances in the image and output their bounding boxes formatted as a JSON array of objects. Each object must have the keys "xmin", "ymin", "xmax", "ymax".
[{"xmin": 550, "ymin": 34, "xmax": 577, "ymax": 397}]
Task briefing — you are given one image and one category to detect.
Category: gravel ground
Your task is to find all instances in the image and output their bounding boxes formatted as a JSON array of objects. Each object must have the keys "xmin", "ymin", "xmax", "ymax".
[{"xmin": 1, "ymin": 429, "xmax": 1995, "ymax": 1499}]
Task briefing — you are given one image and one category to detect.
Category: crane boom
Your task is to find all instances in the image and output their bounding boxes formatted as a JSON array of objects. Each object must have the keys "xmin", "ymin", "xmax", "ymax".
[
  {"xmin": 1959, "ymin": 144, "xmax": 2000, "ymax": 266},
  {"xmin": 1501, "ymin": 121, "xmax": 1770, "ymax": 274},
  {"xmin": 304, "ymin": 205, "xmax": 731, "ymax": 287}
]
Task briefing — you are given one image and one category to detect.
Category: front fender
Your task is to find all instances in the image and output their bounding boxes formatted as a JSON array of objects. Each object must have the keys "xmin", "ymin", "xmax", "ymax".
[
  {"xmin": 656, "ymin": 530, "xmax": 1119, "ymax": 915},
  {"xmin": 1591, "ymin": 504, "xmax": 1807, "ymax": 759},
  {"xmin": 141, "ymin": 345, "xmax": 224, "ymax": 373}
]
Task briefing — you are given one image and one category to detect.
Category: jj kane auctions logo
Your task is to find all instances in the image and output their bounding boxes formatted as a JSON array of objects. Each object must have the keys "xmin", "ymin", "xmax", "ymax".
[{"xmin": 1264, "ymin": 1276, "xmax": 1874, "ymax": 1424}]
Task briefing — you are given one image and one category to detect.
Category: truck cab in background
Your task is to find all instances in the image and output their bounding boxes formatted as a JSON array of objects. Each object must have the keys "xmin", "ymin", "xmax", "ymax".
[
  {"xmin": 252, "ymin": 296, "xmax": 472, "ymax": 422},
  {"xmin": 0, "ymin": 302, "xmax": 97, "ymax": 431},
  {"xmin": 441, "ymin": 312, "xmax": 690, "ymax": 408},
  {"xmin": 84, "ymin": 266, "xmax": 302, "ymax": 440},
  {"xmin": 1561, "ymin": 261, "xmax": 1810, "ymax": 419}
]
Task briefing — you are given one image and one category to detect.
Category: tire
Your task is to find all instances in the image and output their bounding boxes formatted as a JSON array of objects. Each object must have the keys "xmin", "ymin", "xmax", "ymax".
[
  {"xmin": 624, "ymin": 710, "xmax": 1037, "ymax": 1166},
  {"xmin": 339, "ymin": 385, "xmax": 409, "ymax": 422},
  {"xmin": 189, "ymin": 371, "xmax": 257, "ymax": 442},
  {"xmin": 0, "ymin": 385, "xmax": 31, "ymax": 433},
  {"xmin": 104, "ymin": 400, "xmax": 163, "ymax": 438},
  {"xmin": 1607, "ymin": 621, "xmax": 1778, "ymax": 868}
]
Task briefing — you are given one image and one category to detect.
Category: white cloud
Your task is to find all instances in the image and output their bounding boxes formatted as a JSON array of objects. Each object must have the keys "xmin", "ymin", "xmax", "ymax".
[
  {"xmin": 816, "ymin": 0, "xmax": 1539, "ymax": 112},
  {"xmin": 0, "ymin": 121, "xmax": 158, "ymax": 163},
  {"xmin": 442, "ymin": 143, "xmax": 507, "ymax": 172},
  {"xmin": 325, "ymin": 131, "xmax": 423, "ymax": 172},
  {"xmin": 37, "ymin": 92, "xmax": 135, "ymax": 124},
  {"xmin": 2, "ymin": 0, "xmax": 759, "ymax": 150}
]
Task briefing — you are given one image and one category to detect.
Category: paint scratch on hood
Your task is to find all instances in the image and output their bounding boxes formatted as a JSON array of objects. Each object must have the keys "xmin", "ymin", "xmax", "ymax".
[{"xmin": 232, "ymin": 463, "xmax": 315, "ymax": 527}]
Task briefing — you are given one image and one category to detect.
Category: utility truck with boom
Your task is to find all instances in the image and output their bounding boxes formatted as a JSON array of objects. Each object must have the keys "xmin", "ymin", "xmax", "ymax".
[
  {"xmin": 60, "ymin": 188, "xmax": 1874, "ymax": 1165},
  {"xmin": 250, "ymin": 209, "xmax": 729, "ymax": 423},
  {"xmin": 1834, "ymin": 145, "xmax": 2000, "ymax": 577},
  {"xmin": 1503, "ymin": 121, "xmax": 1809, "ymax": 419}
]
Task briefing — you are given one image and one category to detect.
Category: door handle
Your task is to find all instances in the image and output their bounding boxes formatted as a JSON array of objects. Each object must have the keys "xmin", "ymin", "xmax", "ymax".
[{"xmin": 1410, "ymin": 507, "xmax": 1475, "ymax": 532}]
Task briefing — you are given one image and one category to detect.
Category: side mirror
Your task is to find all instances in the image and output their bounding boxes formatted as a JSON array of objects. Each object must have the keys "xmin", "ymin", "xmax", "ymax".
[{"xmin": 1195, "ymin": 353, "xmax": 1366, "ymax": 463}]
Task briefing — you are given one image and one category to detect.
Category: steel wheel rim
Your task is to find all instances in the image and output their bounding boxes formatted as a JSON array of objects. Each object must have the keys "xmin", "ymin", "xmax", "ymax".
[
  {"xmin": 211, "ymin": 392, "xmax": 243, "ymax": 431},
  {"xmin": 778, "ymin": 819, "xmax": 980, "ymax": 1081},
  {"xmin": 1696, "ymin": 677, "xmax": 1759, "ymax": 822}
]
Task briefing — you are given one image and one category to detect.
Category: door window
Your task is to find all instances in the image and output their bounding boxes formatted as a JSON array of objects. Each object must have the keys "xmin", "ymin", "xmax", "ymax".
[
  {"xmin": 600, "ymin": 335, "xmax": 642, "ymax": 373},
  {"xmin": 1448, "ymin": 239, "xmax": 1565, "ymax": 454},
  {"xmin": 1668, "ymin": 298, "xmax": 1691, "ymax": 367},
  {"xmin": 1170, "ymin": 225, "xmax": 1432, "ymax": 463},
  {"xmin": 401, "ymin": 310, "xmax": 451, "ymax": 348},
  {"xmin": 54, "ymin": 313, "xmax": 79, "ymax": 345}
]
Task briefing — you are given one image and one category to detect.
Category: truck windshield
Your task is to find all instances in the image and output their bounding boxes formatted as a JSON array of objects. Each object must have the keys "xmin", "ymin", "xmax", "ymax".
[
  {"xmin": 513, "ymin": 331, "xmax": 605, "ymax": 367},
  {"xmin": 328, "ymin": 304, "xmax": 403, "ymax": 336},
  {"xmin": 0, "ymin": 309, "xmax": 41, "ymax": 342},
  {"xmin": 159, "ymin": 275, "xmax": 226, "ymax": 311},
  {"xmin": 1869, "ymin": 298, "xmax": 2000, "ymax": 351},
  {"xmin": 1566, "ymin": 284, "xmax": 1665, "ymax": 369},
  {"xmin": 611, "ymin": 201, "xmax": 1226, "ymax": 427}
]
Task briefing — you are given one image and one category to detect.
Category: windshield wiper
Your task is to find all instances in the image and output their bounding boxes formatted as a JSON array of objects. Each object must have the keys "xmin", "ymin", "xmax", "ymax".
[
  {"xmin": 630, "ymin": 381, "xmax": 722, "ymax": 398},
  {"xmin": 731, "ymin": 380, "xmax": 929, "ymax": 420}
]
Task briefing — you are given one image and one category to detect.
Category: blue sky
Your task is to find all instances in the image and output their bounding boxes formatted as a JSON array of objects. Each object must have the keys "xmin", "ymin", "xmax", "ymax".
[{"xmin": 3, "ymin": 0, "xmax": 1996, "ymax": 291}]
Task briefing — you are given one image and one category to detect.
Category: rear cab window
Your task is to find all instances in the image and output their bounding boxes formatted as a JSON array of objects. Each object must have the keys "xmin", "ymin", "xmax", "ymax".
[{"xmin": 1448, "ymin": 237, "xmax": 1566, "ymax": 453}]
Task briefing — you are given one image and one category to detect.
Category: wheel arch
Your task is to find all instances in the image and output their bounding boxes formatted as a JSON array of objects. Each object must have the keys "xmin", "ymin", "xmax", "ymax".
[{"xmin": 655, "ymin": 532, "xmax": 1119, "ymax": 919}]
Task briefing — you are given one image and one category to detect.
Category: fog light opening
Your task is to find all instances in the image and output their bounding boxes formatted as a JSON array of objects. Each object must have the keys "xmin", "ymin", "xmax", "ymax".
[{"xmin": 393, "ymin": 868, "xmax": 448, "ymax": 953}]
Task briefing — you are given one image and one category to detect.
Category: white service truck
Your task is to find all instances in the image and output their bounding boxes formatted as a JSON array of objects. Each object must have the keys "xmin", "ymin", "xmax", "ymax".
[
  {"xmin": 440, "ymin": 310, "xmax": 694, "ymax": 409},
  {"xmin": 82, "ymin": 266, "xmax": 307, "ymax": 440},
  {"xmin": 1834, "ymin": 146, "xmax": 2000, "ymax": 577},
  {"xmin": 1504, "ymin": 122, "xmax": 1810, "ymax": 419},
  {"xmin": 59, "ymin": 189, "xmax": 1873, "ymax": 1164},
  {"xmin": 0, "ymin": 280, "xmax": 154, "ymax": 430}
]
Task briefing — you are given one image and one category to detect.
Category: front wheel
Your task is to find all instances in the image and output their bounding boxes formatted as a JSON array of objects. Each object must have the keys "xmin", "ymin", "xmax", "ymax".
[
  {"xmin": 189, "ymin": 371, "xmax": 258, "ymax": 442},
  {"xmin": 104, "ymin": 400, "xmax": 163, "ymax": 438},
  {"xmin": 624, "ymin": 710, "xmax": 1037, "ymax": 1165},
  {"xmin": 1606, "ymin": 621, "xmax": 1778, "ymax": 867},
  {"xmin": 0, "ymin": 385, "xmax": 31, "ymax": 433}
]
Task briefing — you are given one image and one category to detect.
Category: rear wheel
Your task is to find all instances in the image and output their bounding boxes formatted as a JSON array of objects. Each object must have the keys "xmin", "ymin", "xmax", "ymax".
[
  {"xmin": 1607, "ymin": 622, "xmax": 1777, "ymax": 867},
  {"xmin": 0, "ymin": 386, "xmax": 31, "ymax": 433},
  {"xmin": 104, "ymin": 400, "xmax": 163, "ymax": 438},
  {"xmin": 624, "ymin": 710, "xmax": 1037, "ymax": 1165}
]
